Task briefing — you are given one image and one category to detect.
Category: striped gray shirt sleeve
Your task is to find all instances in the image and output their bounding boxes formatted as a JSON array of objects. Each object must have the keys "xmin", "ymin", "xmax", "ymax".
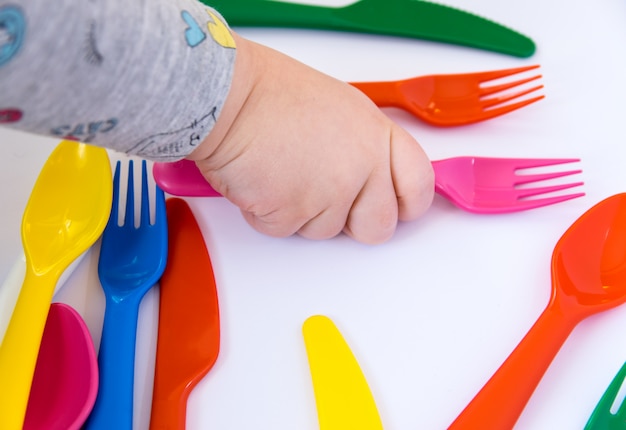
[{"xmin": 0, "ymin": 0, "xmax": 236, "ymax": 161}]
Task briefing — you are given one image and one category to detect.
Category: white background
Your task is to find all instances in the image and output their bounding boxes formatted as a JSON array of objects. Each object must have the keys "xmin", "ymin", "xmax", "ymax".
[{"xmin": 1, "ymin": 0, "xmax": 626, "ymax": 428}]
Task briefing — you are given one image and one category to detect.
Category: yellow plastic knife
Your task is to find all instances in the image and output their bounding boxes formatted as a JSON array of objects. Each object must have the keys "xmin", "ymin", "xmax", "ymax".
[{"xmin": 303, "ymin": 315, "xmax": 383, "ymax": 430}]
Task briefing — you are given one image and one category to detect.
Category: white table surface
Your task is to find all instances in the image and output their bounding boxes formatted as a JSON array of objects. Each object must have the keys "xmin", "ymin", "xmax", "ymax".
[{"xmin": 2, "ymin": 0, "xmax": 626, "ymax": 428}]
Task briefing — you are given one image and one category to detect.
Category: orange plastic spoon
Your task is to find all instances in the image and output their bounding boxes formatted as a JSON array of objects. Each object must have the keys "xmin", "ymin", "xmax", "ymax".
[
  {"xmin": 149, "ymin": 198, "xmax": 220, "ymax": 429},
  {"xmin": 449, "ymin": 193, "xmax": 626, "ymax": 429}
]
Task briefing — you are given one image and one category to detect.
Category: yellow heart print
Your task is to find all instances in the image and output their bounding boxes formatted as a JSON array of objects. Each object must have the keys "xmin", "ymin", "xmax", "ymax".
[{"xmin": 206, "ymin": 10, "xmax": 236, "ymax": 49}]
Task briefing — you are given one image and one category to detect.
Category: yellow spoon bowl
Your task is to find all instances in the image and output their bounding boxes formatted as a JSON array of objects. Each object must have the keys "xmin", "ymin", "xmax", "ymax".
[
  {"xmin": 303, "ymin": 315, "xmax": 383, "ymax": 430},
  {"xmin": 0, "ymin": 140, "xmax": 112, "ymax": 430}
]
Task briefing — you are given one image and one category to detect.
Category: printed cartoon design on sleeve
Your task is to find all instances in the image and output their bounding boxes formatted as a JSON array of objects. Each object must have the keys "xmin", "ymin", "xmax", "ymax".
[
  {"xmin": 84, "ymin": 20, "xmax": 103, "ymax": 65},
  {"xmin": 0, "ymin": 108, "xmax": 22, "ymax": 123},
  {"xmin": 51, "ymin": 118, "xmax": 118, "ymax": 142},
  {"xmin": 206, "ymin": 10, "xmax": 236, "ymax": 49},
  {"xmin": 0, "ymin": 5, "xmax": 25, "ymax": 67},
  {"xmin": 127, "ymin": 108, "xmax": 217, "ymax": 159},
  {"xmin": 181, "ymin": 10, "xmax": 206, "ymax": 47},
  {"xmin": 180, "ymin": 9, "xmax": 235, "ymax": 49}
]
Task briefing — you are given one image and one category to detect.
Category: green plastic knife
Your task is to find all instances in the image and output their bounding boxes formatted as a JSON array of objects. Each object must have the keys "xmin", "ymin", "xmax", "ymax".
[{"xmin": 205, "ymin": 0, "xmax": 535, "ymax": 57}]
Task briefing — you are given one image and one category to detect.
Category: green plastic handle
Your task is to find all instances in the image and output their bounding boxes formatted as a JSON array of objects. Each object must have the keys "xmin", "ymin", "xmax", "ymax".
[
  {"xmin": 584, "ymin": 362, "xmax": 626, "ymax": 429},
  {"xmin": 207, "ymin": 0, "xmax": 535, "ymax": 57},
  {"xmin": 213, "ymin": 0, "xmax": 337, "ymax": 27}
]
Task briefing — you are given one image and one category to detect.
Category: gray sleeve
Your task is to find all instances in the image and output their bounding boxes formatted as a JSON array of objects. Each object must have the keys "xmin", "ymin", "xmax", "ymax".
[{"xmin": 0, "ymin": 0, "xmax": 236, "ymax": 161}]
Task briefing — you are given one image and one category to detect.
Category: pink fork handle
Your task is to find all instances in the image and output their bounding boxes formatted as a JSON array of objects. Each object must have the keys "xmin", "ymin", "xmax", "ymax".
[
  {"xmin": 155, "ymin": 159, "xmax": 442, "ymax": 199},
  {"xmin": 152, "ymin": 161, "xmax": 222, "ymax": 197},
  {"xmin": 448, "ymin": 301, "xmax": 580, "ymax": 429}
]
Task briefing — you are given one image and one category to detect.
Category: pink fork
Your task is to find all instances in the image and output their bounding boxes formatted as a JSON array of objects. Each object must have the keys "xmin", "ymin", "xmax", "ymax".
[
  {"xmin": 432, "ymin": 156, "xmax": 583, "ymax": 213},
  {"xmin": 153, "ymin": 157, "xmax": 584, "ymax": 214}
]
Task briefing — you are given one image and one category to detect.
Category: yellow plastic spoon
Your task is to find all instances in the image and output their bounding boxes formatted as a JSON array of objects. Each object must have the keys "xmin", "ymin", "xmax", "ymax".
[
  {"xmin": 303, "ymin": 315, "xmax": 383, "ymax": 430},
  {"xmin": 0, "ymin": 140, "xmax": 112, "ymax": 430}
]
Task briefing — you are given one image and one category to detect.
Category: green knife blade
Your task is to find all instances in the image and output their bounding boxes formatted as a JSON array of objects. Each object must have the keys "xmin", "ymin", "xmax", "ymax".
[{"xmin": 206, "ymin": 0, "xmax": 535, "ymax": 57}]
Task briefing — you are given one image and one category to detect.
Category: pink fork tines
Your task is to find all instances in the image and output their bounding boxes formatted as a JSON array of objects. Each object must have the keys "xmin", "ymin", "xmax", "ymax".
[
  {"xmin": 432, "ymin": 156, "xmax": 584, "ymax": 213},
  {"xmin": 153, "ymin": 157, "xmax": 584, "ymax": 215}
]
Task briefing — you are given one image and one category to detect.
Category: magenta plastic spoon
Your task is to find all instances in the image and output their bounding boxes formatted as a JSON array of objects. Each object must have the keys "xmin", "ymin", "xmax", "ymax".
[{"xmin": 23, "ymin": 302, "xmax": 99, "ymax": 430}]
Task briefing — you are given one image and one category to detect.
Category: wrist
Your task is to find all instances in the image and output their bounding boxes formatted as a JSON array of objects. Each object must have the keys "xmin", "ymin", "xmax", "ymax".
[{"xmin": 187, "ymin": 32, "xmax": 257, "ymax": 162}]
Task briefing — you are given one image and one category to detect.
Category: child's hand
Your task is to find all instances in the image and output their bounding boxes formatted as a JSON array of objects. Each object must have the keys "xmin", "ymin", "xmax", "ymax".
[{"xmin": 189, "ymin": 34, "xmax": 434, "ymax": 244}]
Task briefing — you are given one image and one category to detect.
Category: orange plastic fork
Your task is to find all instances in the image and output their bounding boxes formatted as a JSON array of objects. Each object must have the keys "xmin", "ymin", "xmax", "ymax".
[{"xmin": 350, "ymin": 65, "xmax": 544, "ymax": 126}]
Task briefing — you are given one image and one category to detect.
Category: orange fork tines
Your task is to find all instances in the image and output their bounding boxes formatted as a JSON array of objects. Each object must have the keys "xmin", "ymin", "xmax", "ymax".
[{"xmin": 350, "ymin": 65, "xmax": 544, "ymax": 126}]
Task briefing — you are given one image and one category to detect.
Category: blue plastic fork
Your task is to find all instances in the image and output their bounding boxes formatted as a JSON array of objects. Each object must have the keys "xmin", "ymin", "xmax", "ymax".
[
  {"xmin": 85, "ymin": 160, "xmax": 168, "ymax": 430},
  {"xmin": 584, "ymin": 362, "xmax": 626, "ymax": 429}
]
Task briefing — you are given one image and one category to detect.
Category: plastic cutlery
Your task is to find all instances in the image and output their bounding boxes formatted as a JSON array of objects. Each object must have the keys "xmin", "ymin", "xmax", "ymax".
[
  {"xmin": 584, "ymin": 361, "xmax": 626, "ymax": 429},
  {"xmin": 0, "ymin": 255, "xmax": 26, "ymax": 346},
  {"xmin": 23, "ymin": 303, "xmax": 99, "ymax": 430},
  {"xmin": 154, "ymin": 159, "xmax": 221, "ymax": 197},
  {"xmin": 0, "ymin": 252, "xmax": 87, "ymax": 346},
  {"xmin": 350, "ymin": 65, "xmax": 544, "ymax": 126},
  {"xmin": 85, "ymin": 160, "xmax": 168, "ymax": 430},
  {"xmin": 205, "ymin": 0, "xmax": 535, "ymax": 58},
  {"xmin": 0, "ymin": 140, "xmax": 112, "ymax": 430},
  {"xmin": 432, "ymin": 156, "xmax": 583, "ymax": 213},
  {"xmin": 150, "ymin": 198, "xmax": 220, "ymax": 429},
  {"xmin": 154, "ymin": 157, "xmax": 584, "ymax": 214},
  {"xmin": 303, "ymin": 315, "xmax": 383, "ymax": 430},
  {"xmin": 448, "ymin": 193, "xmax": 626, "ymax": 429}
]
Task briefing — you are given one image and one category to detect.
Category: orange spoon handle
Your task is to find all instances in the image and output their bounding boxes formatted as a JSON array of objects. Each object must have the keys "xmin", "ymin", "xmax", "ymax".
[
  {"xmin": 449, "ymin": 299, "xmax": 580, "ymax": 429},
  {"xmin": 350, "ymin": 81, "xmax": 402, "ymax": 107}
]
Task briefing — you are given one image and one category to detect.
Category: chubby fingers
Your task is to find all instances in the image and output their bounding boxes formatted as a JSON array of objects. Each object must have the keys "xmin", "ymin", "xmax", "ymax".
[
  {"xmin": 239, "ymin": 124, "xmax": 433, "ymax": 244},
  {"xmin": 389, "ymin": 124, "xmax": 434, "ymax": 222},
  {"xmin": 343, "ymin": 125, "xmax": 433, "ymax": 244},
  {"xmin": 342, "ymin": 166, "xmax": 399, "ymax": 244},
  {"xmin": 239, "ymin": 192, "xmax": 353, "ymax": 241}
]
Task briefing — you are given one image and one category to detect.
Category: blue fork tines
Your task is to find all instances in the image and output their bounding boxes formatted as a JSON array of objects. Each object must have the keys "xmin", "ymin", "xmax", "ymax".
[{"xmin": 85, "ymin": 159, "xmax": 168, "ymax": 430}]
